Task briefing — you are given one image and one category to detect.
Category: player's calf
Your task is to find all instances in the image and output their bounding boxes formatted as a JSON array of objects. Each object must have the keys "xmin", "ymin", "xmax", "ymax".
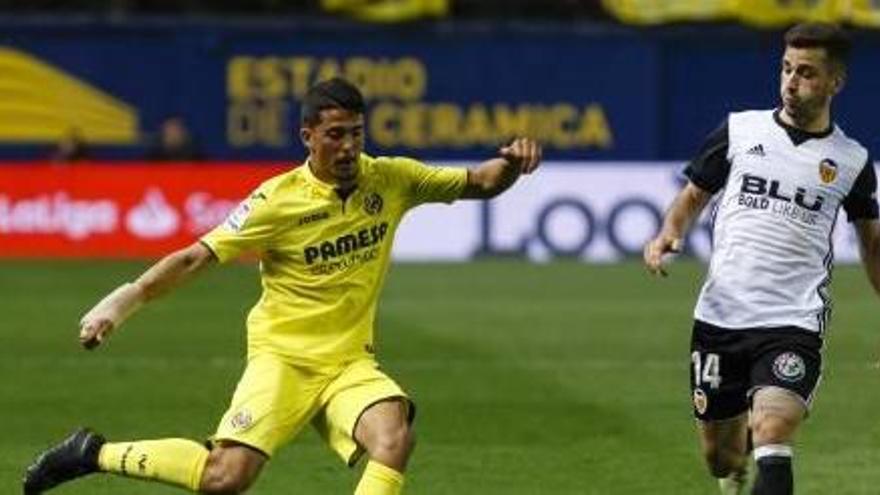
[
  {"xmin": 703, "ymin": 443, "xmax": 748, "ymax": 479},
  {"xmin": 749, "ymin": 387, "xmax": 804, "ymax": 495},
  {"xmin": 198, "ymin": 443, "xmax": 266, "ymax": 494},
  {"xmin": 697, "ymin": 414, "xmax": 750, "ymax": 480},
  {"xmin": 718, "ymin": 468, "xmax": 749, "ymax": 495}
]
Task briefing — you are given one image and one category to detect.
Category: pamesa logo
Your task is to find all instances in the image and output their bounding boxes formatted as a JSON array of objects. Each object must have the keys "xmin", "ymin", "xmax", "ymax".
[{"xmin": 0, "ymin": 46, "xmax": 139, "ymax": 144}]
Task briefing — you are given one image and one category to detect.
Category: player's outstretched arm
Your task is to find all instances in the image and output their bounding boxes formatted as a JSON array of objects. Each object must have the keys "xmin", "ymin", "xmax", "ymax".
[
  {"xmin": 460, "ymin": 137, "xmax": 542, "ymax": 199},
  {"xmin": 853, "ymin": 219, "xmax": 880, "ymax": 295},
  {"xmin": 853, "ymin": 219, "xmax": 880, "ymax": 368},
  {"xmin": 644, "ymin": 181, "xmax": 713, "ymax": 277},
  {"xmin": 79, "ymin": 242, "xmax": 217, "ymax": 349}
]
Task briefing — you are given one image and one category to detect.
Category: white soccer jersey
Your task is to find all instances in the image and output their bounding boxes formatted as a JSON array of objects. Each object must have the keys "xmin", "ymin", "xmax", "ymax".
[{"xmin": 686, "ymin": 109, "xmax": 878, "ymax": 334}]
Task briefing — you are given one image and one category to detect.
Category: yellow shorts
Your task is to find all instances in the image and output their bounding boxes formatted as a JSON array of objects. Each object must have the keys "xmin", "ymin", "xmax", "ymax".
[{"xmin": 212, "ymin": 355, "xmax": 412, "ymax": 465}]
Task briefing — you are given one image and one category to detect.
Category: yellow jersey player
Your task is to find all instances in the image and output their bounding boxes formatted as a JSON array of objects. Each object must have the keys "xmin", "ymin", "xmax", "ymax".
[{"xmin": 23, "ymin": 77, "xmax": 542, "ymax": 495}]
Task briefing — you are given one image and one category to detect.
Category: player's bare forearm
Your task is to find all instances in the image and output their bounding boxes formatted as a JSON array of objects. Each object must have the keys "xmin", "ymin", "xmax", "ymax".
[
  {"xmin": 461, "ymin": 137, "xmax": 541, "ymax": 199},
  {"xmin": 659, "ymin": 182, "xmax": 712, "ymax": 240},
  {"xmin": 78, "ymin": 242, "xmax": 216, "ymax": 349},
  {"xmin": 134, "ymin": 242, "xmax": 216, "ymax": 302},
  {"xmin": 462, "ymin": 158, "xmax": 521, "ymax": 199},
  {"xmin": 854, "ymin": 220, "xmax": 880, "ymax": 295},
  {"xmin": 644, "ymin": 182, "xmax": 712, "ymax": 276}
]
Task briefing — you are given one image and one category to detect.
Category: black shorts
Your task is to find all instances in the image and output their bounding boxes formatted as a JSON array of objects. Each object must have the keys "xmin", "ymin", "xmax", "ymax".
[{"xmin": 689, "ymin": 319, "xmax": 823, "ymax": 421}]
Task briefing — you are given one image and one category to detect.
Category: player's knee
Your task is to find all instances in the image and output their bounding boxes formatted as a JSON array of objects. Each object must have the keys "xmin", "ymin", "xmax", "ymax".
[
  {"xmin": 702, "ymin": 453, "xmax": 729, "ymax": 478},
  {"xmin": 701, "ymin": 443, "xmax": 743, "ymax": 478},
  {"xmin": 705, "ymin": 459, "xmax": 737, "ymax": 478},
  {"xmin": 362, "ymin": 419, "xmax": 415, "ymax": 469},
  {"xmin": 750, "ymin": 413, "xmax": 798, "ymax": 445},
  {"xmin": 369, "ymin": 422, "xmax": 415, "ymax": 460},
  {"xmin": 199, "ymin": 449, "xmax": 262, "ymax": 494}
]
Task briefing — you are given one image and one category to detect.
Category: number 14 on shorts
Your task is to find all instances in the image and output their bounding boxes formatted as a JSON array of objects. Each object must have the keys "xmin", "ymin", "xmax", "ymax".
[{"xmin": 692, "ymin": 351, "xmax": 722, "ymax": 389}]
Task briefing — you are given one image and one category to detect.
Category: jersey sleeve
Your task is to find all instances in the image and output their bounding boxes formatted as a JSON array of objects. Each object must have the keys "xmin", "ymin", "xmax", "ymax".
[
  {"xmin": 843, "ymin": 157, "xmax": 879, "ymax": 222},
  {"xmin": 388, "ymin": 157, "xmax": 468, "ymax": 207},
  {"xmin": 683, "ymin": 119, "xmax": 731, "ymax": 194},
  {"xmin": 200, "ymin": 188, "xmax": 278, "ymax": 263}
]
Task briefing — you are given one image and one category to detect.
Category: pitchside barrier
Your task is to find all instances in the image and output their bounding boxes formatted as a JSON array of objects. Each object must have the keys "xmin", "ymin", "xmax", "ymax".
[{"xmin": 0, "ymin": 161, "xmax": 868, "ymax": 263}]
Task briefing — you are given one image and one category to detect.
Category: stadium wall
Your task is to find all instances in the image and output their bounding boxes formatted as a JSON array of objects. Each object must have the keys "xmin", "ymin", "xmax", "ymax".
[
  {"xmin": 0, "ymin": 161, "xmax": 867, "ymax": 263},
  {"xmin": 1, "ymin": 19, "xmax": 879, "ymax": 161}
]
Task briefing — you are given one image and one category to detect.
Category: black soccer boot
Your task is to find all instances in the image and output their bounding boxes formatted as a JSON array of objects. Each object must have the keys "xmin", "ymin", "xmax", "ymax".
[{"xmin": 23, "ymin": 428, "xmax": 105, "ymax": 494}]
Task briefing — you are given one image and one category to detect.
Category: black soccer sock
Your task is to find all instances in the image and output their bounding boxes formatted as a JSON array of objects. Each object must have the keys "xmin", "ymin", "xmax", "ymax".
[{"xmin": 751, "ymin": 444, "xmax": 793, "ymax": 495}]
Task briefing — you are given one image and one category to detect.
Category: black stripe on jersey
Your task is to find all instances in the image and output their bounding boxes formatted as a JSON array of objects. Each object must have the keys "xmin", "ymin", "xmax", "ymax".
[
  {"xmin": 816, "ymin": 208, "xmax": 838, "ymax": 335},
  {"xmin": 707, "ymin": 197, "xmax": 720, "ymax": 249},
  {"xmin": 684, "ymin": 119, "xmax": 730, "ymax": 194},
  {"xmin": 843, "ymin": 156, "xmax": 879, "ymax": 222}
]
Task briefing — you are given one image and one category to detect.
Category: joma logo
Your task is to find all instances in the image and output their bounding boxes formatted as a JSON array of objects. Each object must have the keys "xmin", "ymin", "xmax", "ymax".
[{"xmin": 298, "ymin": 211, "xmax": 330, "ymax": 226}]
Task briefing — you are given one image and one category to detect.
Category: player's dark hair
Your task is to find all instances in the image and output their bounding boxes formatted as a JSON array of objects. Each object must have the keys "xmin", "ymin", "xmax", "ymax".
[
  {"xmin": 784, "ymin": 23, "xmax": 851, "ymax": 73},
  {"xmin": 300, "ymin": 77, "xmax": 365, "ymax": 127}
]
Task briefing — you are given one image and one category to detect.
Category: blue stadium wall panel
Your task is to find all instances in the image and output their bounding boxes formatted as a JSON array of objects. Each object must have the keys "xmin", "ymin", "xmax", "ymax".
[{"xmin": 0, "ymin": 19, "xmax": 877, "ymax": 161}]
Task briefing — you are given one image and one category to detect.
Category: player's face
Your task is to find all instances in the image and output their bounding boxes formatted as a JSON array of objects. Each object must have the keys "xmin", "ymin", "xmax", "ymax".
[
  {"xmin": 779, "ymin": 46, "xmax": 842, "ymax": 126},
  {"xmin": 301, "ymin": 108, "xmax": 365, "ymax": 185}
]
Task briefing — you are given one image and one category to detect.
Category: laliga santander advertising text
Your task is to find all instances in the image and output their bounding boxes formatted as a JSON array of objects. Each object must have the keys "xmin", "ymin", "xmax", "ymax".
[
  {"xmin": 0, "ymin": 162, "xmax": 866, "ymax": 262},
  {"xmin": 0, "ymin": 163, "xmax": 287, "ymax": 258}
]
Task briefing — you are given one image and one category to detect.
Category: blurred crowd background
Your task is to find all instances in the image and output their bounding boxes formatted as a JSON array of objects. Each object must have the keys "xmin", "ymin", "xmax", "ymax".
[
  {"xmin": 1, "ymin": 0, "xmax": 878, "ymax": 164},
  {"xmin": 0, "ymin": 1, "xmax": 610, "ymax": 21}
]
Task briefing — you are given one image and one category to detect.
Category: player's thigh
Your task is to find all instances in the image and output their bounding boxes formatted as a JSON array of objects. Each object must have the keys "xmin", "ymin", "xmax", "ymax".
[
  {"xmin": 749, "ymin": 329, "xmax": 822, "ymax": 413},
  {"xmin": 212, "ymin": 354, "xmax": 326, "ymax": 457},
  {"xmin": 690, "ymin": 321, "xmax": 751, "ymax": 421},
  {"xmin": 313, "ymin": 359, "xmax": 413, "ymax": 466},
  {"xmin": 749, "ymin": 387, "xmax": 806, "ymax": 444}
]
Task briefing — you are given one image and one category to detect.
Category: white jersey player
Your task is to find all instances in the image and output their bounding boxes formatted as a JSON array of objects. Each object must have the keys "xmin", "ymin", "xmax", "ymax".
[
  {"xmin": 693, "ymin": 108, "xmax": 875, "ymax": 334},
  {"xmin": 645, "ymin": 23, "xmax": 880, "ymax": 495}
]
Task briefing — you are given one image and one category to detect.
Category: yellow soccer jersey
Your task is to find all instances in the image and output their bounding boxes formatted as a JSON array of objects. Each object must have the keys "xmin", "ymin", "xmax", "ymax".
[{"xmin": 201, "ymin": 153, "xmax": 467, "ymax": 369}]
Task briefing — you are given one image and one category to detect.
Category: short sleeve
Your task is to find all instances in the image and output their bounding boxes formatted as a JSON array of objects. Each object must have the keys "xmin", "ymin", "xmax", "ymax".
[
  {"xmin": 200, "ymin": 189, "xmax": 278, "ymax": 263},
  {"xmin": 843, "ymin": 157, "xmax": 879, "ymax": 222},
  {"xmin": 683, "ymin": 119, "xmax": 731, "ymax": 194},
  {"xmin": 388, "ymin": 157, "xmax": 468, "ymax": 207}
]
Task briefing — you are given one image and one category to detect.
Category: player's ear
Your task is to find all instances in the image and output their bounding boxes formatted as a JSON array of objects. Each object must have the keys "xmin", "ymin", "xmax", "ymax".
[
  {"xmin": 830, "ymin": 62, "xmax": 846, "ymax": 95},
  {"xmin": 300, "ymin": 127, "xmax": 312, "ymax": 148},
  {"xmin": 832, "ymin": 72, "xmax": 846, "ymax": 94}
]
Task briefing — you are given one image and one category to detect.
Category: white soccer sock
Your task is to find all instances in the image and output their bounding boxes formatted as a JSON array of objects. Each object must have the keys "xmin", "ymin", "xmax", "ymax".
[{"xmin": 753, "ymin": 444, "xmax": 793, "ymax": 460}]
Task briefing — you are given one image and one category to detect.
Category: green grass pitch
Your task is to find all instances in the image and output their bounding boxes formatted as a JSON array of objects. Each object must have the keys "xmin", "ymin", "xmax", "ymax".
[{"xmin": 3, "ymin": 260, "xmax": 880, "ymax": 494}]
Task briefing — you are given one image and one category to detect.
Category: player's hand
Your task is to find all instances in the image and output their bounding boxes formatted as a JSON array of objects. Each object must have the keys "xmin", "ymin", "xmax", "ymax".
[
  {"xmin": 79, "ymin": 317, "xmax": 115, "ymax": 350},
  {"xmin": 643, "ymin": 235, "xmax": 683, "ymax": 277},
  {"xmin": 78, "ymin": 283, "xmax": 144, "ymax": 350},
  {"xmin": 499, "ymin": 137, "xmax": 541, "ymax": 175}
]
